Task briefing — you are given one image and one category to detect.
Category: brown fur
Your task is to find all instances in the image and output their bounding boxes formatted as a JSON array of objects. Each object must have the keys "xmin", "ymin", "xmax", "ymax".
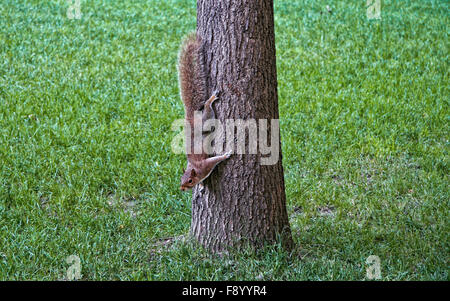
[
  {"xmin": 178, "ymin": 33, "xmax": 207, "ymax": 117},
  {"xmin": 178, "ymin": 34, "xmax": 231, "ymax": 191}
]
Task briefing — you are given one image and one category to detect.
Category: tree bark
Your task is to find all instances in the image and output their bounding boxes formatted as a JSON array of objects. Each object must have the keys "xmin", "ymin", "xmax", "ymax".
[{"xmin": 191, "ymin": 0, "xmax": 293, "ymax": 252}]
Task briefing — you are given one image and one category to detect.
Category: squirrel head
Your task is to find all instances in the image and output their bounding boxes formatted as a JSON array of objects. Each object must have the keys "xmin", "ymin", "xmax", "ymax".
[{"xmin": 180, "ymin": 167, "xmax": 199, "ymax": 191}]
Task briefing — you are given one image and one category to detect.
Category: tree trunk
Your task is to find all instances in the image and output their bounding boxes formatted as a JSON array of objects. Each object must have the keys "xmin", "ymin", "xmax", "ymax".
[{"xmin": 191, "ymin": 0, "xmax": 293, "ymax": 252}]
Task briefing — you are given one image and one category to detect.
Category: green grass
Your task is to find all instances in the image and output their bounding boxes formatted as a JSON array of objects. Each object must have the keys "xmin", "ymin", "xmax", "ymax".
[{"xmin": 0, "ymin": 0, "xmax": 448, "ymax": 280}]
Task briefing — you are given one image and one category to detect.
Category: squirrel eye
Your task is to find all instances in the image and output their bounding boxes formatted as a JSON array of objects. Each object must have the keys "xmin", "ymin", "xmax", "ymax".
[{"xmin": 188, "ymin": 179, "xmax": 193, "ymax": 184}]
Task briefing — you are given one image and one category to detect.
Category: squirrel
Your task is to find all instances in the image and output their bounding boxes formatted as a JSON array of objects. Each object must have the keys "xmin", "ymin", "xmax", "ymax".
[{"xmin": 178, "ymin": 33, "xmax": 231, "ymax": 191}]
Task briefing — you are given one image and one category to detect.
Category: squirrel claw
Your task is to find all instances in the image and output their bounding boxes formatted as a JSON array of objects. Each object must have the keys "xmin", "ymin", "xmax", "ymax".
[
  {"xmin": 212, "ymin": 89, "xmax": 220, "ymax": 97},
  {"xmin": 198, "ymin": 182, "xmax": 204, "ymax": 190}
]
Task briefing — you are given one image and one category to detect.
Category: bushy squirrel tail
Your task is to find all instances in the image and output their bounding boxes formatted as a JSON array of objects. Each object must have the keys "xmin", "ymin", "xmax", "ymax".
[{"xmin": 178, "ymin": 33, "xmax": 207, "ymax": 119}]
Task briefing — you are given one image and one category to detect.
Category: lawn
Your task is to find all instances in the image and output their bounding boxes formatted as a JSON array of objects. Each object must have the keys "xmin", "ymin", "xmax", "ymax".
[{"xmin": 0, "ymin": 0, "xmax": 448, "ymax": 280}]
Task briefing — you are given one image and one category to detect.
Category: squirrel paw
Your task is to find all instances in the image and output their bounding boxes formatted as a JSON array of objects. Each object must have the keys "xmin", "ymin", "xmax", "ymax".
[
  {"xmin": 198, "ymin": 182, "xmax": 205, "ymax": 190},
  {"xmin": 205, "ymin": 90, "xmax": 220, "ymax": 107},
  {"xmin": 224, "ymin": 150, "xmax": 232, "ymax": 159},
  {"xmin": 212, "ymin": 89, "xmax": 220, "ymax": 98}
]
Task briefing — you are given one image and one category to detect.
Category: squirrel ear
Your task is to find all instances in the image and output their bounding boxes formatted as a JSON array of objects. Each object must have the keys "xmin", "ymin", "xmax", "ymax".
[{"xmin": 190, "ymin": 169, "xmax": 196, "ymax": 177}]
